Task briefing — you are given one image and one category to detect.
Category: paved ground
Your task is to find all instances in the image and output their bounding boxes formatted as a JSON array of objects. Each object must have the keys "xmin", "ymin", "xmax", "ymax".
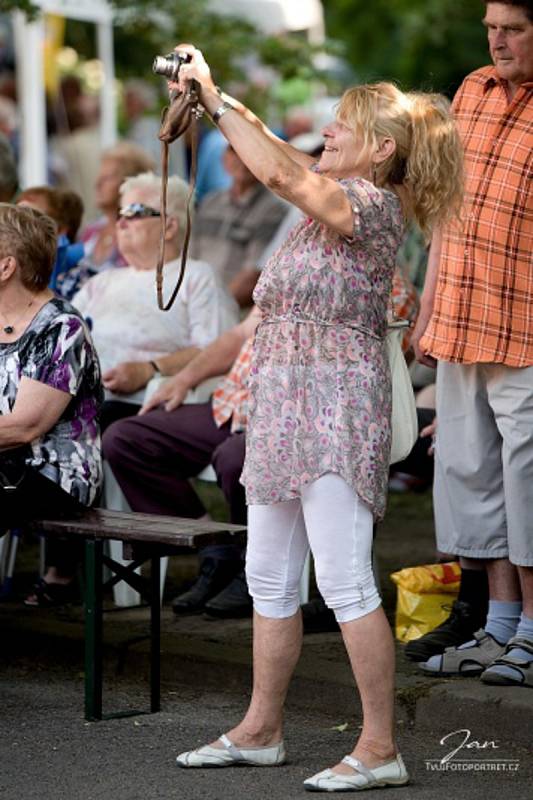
[
  {"xmin": 1, "ymin": 640, "xmax": 531, "ymax": 800},
  {"xmin": 1, "ymin": 491, "xmax": 532, "ymax": 799}
]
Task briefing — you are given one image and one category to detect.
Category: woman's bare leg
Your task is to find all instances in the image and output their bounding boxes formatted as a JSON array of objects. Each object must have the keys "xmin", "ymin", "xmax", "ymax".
[
  {"xmin": 332, "ymin": 605, "xmax": 397, "ymax": 773},
  {"xmin": 300, "ymin": 475, "xmax": 398, "ymax": 773},
  {"xmin": 209, "ymin": 609, "xmax": 303, "ymax": 747},
  {"xmin": 208, "ymin": 499, "xmax": 308, "ymax": 748}
]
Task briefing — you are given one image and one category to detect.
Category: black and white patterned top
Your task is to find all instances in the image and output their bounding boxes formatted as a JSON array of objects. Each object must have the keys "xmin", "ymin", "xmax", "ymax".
[{"xmin": 0, "ymin": 298, "xmax": 103, "ymax": 505}]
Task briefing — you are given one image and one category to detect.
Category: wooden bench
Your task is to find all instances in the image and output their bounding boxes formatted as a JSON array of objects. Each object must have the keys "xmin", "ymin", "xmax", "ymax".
[{"xmin": 27, "ymin": 509, "xmax": 246, "ymax": 722}]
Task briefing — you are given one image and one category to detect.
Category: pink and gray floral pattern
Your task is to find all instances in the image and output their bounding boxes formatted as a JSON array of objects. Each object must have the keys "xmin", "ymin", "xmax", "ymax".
[
  {"xmin": 241, "ymin": 177, "xmax": 404, "ymax": 519},
  {"xmin": 0, "ymin": 298, "xmax": 103, "ymax": 505}
]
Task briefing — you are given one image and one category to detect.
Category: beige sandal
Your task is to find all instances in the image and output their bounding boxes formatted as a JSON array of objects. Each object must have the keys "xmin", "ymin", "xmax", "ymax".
[
  {"xmin": 420, "ymin": 629, "xmax": 505, "ymax": 676},
  {"xmin": 481, "ymin": 635, "xmax": 533, "ymax": 687}
]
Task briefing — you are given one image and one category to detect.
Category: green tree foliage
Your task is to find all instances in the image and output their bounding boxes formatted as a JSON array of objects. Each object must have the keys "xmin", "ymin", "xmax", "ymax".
[
  {"xmin": 0, "ymin": 0, "xmax": 39, "ymax": 18},
  {"xmin": 7, "ymin": 0, "xmax": 330, "ymax": 116},
  {"xmin": 109, "ymin": 0, "xmax": 258, "ymax": 84},
  {"xmin": 322, "ymin": 0, "xmax": 490, "ymax": 96},
  {"xmin": 4, "ymin": 0, "xmax": 324, "ymax": 85},
  {"xmin": 36, "ymin": 0, "xmax": 321, "ymax": 88}
]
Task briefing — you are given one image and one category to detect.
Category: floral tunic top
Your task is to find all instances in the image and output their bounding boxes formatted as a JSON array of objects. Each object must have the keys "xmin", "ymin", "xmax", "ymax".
[
  {"xmin": 0, "ymin": 298, "xmax": 103, "ymax": 505},
  {"xmin": 240, "ymin": 177, "xmax": 404, "ymax": 520}
]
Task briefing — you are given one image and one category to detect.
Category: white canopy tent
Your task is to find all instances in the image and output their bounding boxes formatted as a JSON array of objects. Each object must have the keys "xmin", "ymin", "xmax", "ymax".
[
  {"xmin": 13, "ymin": 0, "xmax": 116, "ymax": 187},
  {"xmin": 209, "ymin": 0, "xmax": 324, "ymax": 42}
]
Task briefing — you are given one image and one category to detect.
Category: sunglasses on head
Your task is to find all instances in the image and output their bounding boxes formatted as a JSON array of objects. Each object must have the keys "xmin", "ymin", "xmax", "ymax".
[{"xmin": 118, "ymin": 203, "xmax": 161, "ymax": 220}]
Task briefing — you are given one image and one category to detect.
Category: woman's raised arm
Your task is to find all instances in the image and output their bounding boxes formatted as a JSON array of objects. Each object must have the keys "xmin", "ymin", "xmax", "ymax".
[{"xmin": 172, "ymin": 46, "xmax": 354, "ymax": 237}]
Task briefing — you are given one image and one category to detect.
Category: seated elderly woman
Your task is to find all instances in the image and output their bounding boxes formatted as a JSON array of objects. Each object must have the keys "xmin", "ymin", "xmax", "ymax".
[
  {"xmin": 0, "ymin": 204, "xmax": 102, "ymax": 606},
  {"xmin": 56, "ymin": 142, "xmax": 156, "ymax": 300},
  {"xmin": 72, "ymin": 171, "xmax": 239, "ymax": 431}
]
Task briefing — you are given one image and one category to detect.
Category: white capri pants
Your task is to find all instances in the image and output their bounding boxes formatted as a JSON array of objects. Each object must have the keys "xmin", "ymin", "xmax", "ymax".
[{"xmin": 246, "ymin": 473, "xmax": 381, "ymax": 622}]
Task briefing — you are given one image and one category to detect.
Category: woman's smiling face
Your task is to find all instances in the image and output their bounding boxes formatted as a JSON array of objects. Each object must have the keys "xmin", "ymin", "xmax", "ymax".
[{"xmin": 317, "ymin": 118, "xmax": 373, "ymax": 181}]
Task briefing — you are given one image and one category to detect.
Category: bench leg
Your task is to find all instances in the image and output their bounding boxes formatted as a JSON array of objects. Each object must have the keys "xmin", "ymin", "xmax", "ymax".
[
  {"xmin": 85, "ymin": 539, "xmax": 103, "ymax": 721},
  {"xmin": 150, "ymin": 556, "xmax": 161, "ymax": 713}
]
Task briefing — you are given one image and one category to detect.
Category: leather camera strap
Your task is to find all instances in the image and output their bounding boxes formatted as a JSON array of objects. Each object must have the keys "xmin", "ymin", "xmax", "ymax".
[{"xmin": 156, "ymin": 84, "xmax": 199, "ymax": 311}]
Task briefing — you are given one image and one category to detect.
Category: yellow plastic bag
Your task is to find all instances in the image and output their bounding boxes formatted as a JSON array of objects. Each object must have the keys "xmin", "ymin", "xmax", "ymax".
[{"xmin": 390, "ymin": 562, "xmax": 461, "ymax": 643}]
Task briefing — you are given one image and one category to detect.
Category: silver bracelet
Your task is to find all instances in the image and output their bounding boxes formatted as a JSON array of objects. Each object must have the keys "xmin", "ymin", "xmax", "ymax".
[{"xmin": 212, "ymin": 101, "xmax": 234, "ymax": 125}]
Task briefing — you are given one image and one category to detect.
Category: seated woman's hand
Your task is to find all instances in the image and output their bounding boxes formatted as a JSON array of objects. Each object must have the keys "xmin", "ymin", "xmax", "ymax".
[
  {"xmin": 102, "ymin": 362, "xmax": 154, "ymax": 394},
  {"xmin": 139, "ymin": 374, "xmax": 189, "ymax": 415}
]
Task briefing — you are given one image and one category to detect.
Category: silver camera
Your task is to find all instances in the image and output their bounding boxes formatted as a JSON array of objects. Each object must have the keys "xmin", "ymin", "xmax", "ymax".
[{"xmin": 152, "ymin": 51, "xmax": 192, "ymax": 82}]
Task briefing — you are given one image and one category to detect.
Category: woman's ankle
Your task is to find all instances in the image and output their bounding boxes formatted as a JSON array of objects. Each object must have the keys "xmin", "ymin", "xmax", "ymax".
[
  {"xmin": 352, "ymin": 737, "xmax": 397, "ymax": 766},
  {"xmin": 226, "ymin": 720, "xmax": 283, "ymax": 748}
]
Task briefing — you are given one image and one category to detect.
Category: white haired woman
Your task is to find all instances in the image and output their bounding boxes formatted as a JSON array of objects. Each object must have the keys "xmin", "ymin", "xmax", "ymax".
[
  {"xmin": 72, "ymin": 171, "xmax": 238, "ymax": 430},
  {"xmin": 171, "ymin": 47, "xmax": 463, "ymax": 791},
  {"xmin": 56, "ymin": 142, "xmax": 156, "ymax": 300}
]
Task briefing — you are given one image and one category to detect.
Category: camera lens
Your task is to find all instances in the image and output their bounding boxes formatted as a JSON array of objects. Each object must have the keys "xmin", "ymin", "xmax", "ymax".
[{"xmin": 153, "ymin": 56, "xmax": 175, "ymax": 79}]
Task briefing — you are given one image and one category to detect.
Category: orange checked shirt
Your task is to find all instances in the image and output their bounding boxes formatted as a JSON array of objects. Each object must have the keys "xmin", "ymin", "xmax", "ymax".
[
  {"xmin": 421, "ymin": 66, "xmax": 533, "ymax": 367},
  {"xmin": 211, "ymin": 337, "xmax": 253, "ymax": 432}
]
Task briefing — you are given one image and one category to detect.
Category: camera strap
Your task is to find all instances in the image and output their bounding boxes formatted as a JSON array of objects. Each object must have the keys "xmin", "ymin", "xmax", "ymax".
[{"xmin": 156, "ymin": 80, "xmax": 200, "ymax": 311}]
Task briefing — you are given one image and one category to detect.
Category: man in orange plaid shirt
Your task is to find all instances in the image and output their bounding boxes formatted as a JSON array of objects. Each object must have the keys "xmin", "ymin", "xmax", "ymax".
[{"xmin": 413, "ymin": 1, "xmax": 533, "ymax": 686}]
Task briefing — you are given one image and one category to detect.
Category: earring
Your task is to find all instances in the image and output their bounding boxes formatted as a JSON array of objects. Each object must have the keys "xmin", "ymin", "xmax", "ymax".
[{"xmin": 372, "ymin": 163, "xmax": 378, "ymax": 185}]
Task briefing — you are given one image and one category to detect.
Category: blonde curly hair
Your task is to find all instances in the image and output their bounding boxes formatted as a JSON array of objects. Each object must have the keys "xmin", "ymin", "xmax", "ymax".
[{"xmin": 337, "ymin": 83, "xmax": 463, "ymax": 239}]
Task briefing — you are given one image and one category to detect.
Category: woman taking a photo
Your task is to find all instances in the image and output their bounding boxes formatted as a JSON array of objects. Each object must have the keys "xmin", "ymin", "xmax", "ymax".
[
  {"xmin": 0, "ymin": 204, "xmax": 102, "ymax": 606},
  {"xmin": 172, "ymin": 47, "xmax": 462, "ymax": 792}
]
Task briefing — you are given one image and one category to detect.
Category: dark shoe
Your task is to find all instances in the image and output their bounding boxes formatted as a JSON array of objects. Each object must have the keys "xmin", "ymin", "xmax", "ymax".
[
  {"xmin": 405, "ymin": 600, "xmax": 484, "ymax": 662},
  {"xmin": 24, "ymin": 577, "xmax": 77, "ymax": 608},
  {"xmin": 301, "ymin": 597, "xmax": 339, "ymax": 634},
  {"xmin": 172, "ymin": 558, "xmax": 239, "ymax": 615},
  {"xmin": 204, "ymin": 571, "xmax": 253, "ymax": 619}
]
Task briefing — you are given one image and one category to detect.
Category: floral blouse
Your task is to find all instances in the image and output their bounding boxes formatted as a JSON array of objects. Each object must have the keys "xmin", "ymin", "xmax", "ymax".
[
  {"xmin": 240, "ymin": 177, "xmax": 404, "ymax": 520},
  {"xmin": 0, "ymin": 298, "xmax": 103, "ymax": 505}
]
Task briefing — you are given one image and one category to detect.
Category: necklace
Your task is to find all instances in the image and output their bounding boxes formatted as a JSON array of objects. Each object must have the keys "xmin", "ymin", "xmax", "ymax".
[{"xmin": 0, "ymin": 296, "xmax": 36, "ymax": 335}]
